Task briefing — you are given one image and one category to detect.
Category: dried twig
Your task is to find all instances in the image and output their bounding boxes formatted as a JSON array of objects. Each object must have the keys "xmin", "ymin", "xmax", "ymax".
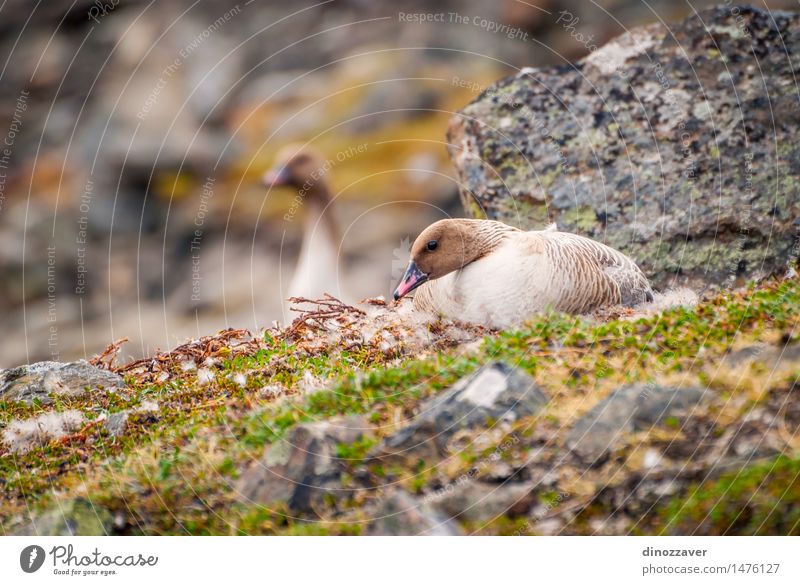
[
  {"xmin": 115, "ymin": 328, "xmax": 264, "ymax": 384},
  {"xmin": 362, "ymin": 296, "xmax": 388, "ymax": 307},
  {"xmin": 89, "ymin": 337, "xmax": 129, "ymax": 370},
  {"xmin": 110, "ymin": 294, "xmax": 485, "ymax": 387},
  {"xmin": 285, "ymin": 294, "xmax": 365, "ymax": 338}
]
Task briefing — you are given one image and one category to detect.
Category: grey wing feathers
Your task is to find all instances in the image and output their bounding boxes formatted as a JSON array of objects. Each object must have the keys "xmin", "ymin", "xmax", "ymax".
[
  {"xmin": 587, "ymin": 238, "xmax": 653, "ymax": 306},
  {"xmin": 603, "ymin": 259, "xmax": 654, "ymax": 306},
  {"xmin": 549, "ymin": 233, "xmax": 653, "ymax": 310}
]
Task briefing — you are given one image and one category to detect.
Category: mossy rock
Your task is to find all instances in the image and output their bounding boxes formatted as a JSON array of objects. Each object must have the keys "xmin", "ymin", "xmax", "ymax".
[{"xmin": 447, "ymin": 6, "xmax": 800, "ymax": 289}]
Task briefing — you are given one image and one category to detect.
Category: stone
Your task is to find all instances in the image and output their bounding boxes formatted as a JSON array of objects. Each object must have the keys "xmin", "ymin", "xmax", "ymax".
[
  {"xmin": 566, "ymin": 384, "xmax": 708, "ymax": 464},
  {"xmin": 16, "ymin": 498, "xmax": 111, "ymax": 536},
  {"xmin": 103, "ymin": 411, "xmax": 130, "ymax": 438},
  {"xmin": 0, "ymin": 361, "xmax": 60, "ymax": 404},
  {"xmin": 237, "ymin": 415, "xmax": 367, "ymax": 514},
  {"xmin": 366, "ymin": 489, "xmax": 463, "ymax": 536},
  {"xmin": 428, "ymin": 481, "xmax": 535, "ymax": 523},
  {"xmin": 722, "ymin": 342, "xmax": 800, "ymax": 370},
  {"xmin": 447, "ymin": 6, "xmax": 800, "ymax": 290},
  {"xmin": 376, "ymin": 362, "xmax": 548, "ymax": 458},
  {"xmin": 0, "ymin": 360, "xmax": 125, "ymax": 404},
  {"xmin": 530, "ymin": 518, "xmax": 564, "ymax": 536}
]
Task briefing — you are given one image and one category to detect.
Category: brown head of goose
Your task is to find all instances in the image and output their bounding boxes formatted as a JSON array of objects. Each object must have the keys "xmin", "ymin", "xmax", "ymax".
[{"xmin": 393, "ymin": 218, "xmax": 653, "ymax": 328}]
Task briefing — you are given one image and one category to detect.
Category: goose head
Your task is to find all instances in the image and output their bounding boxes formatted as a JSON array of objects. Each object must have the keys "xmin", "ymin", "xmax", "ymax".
[
  {"xmin": 393, "ymin": 219, "xmax": 503, "ymax": 301},
  {"xmin": 262, "ymin": 143, "xmax": 329, "ymax": 196}
]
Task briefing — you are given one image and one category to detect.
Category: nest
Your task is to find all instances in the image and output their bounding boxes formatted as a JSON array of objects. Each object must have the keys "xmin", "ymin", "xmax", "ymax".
[{"xmin": 91, "ymin": 295, "xmax": 486, "ymax": 386}]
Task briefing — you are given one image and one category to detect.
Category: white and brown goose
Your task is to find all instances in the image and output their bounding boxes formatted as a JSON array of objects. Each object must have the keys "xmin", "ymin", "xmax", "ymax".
[
  {"xmin": 393, "ymin": 219, "xmax": 653, "ymax": 328},
  {"xmin": 262, "ymin": 145, "xmax": 348, "ymax": 319}
]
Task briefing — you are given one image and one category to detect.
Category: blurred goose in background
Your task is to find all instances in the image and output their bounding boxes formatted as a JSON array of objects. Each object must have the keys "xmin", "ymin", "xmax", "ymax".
[
  {"xmin": 393, "ymin": 219, "xmax": 653, "ymax": 329},
  {"xmin": 262, "ymin": 144, "xmax": 349, "ymax": 320}
]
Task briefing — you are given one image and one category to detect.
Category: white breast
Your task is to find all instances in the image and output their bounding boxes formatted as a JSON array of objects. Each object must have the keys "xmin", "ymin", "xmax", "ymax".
[{"xmin": 415, "ymin": 237, "xmax": 552, "ymax": 329}]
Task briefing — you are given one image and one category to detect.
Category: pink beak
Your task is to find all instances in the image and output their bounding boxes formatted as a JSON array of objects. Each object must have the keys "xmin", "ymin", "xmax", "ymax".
[
  {"xmin": 393, "ymin": 261, "xmax": 428, "ymax": 300},
  {"xmin": 262, "ymin": 166, "xmax": 290, "ymax": 187}
]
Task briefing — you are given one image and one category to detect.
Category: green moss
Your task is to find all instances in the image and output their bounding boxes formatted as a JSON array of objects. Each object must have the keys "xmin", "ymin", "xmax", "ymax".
[
  {"xmin": 504, "ymin": 196, "xmax": 550, "ymax": 228},
  {"xmin": 654, "ymin": 455, "xmax": 800, "ymax": 535},
  {"xmin": 336, "ymin": 436, "xmax": 378, "ymax": 460},
  {"xmin": 464, "ymin": 193, "xmax": 487, "ymax": 219},
  {"xmin": 562, "ymin": 205, "xmax": 598, "ymax": 233},
  {"xmin": 21, "ymin": 498, "xmax": 111, "ymax": 536}
]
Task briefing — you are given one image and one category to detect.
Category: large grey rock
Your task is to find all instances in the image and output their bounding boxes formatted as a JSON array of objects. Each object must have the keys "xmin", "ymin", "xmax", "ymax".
[
  {"xmin": 0, "ymin": 360, "xmax": 125, "ymax": 404},
  {"xmin": 447, "ymin": 6, "xmax": 800, "ymax": 289},
  {"xmin": 376, "ymin": 362, "xmax": 548, "ymax": 459},
  {"xmin": 237, "ymin": 416, "xmax": 368, "ymax": 514},
  {"xmin": 16, "ymin": 498, "xmax": 111, "ymax": 536},
  {"xmin": 366, "ymin": 489, "xmax": 463, "ymax": 536},
  {"xmin": 566, "ymin": 385, "xmax": 709, "ymax": 464}
]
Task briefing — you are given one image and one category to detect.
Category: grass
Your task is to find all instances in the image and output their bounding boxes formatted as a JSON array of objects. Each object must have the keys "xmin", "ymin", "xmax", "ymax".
[{"xmin": 0, "ymin": 277, "xmax": 798, "ymax": 535}]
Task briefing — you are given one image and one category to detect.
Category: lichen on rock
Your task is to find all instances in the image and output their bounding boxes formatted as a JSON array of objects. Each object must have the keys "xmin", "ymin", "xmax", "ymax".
[{"xmin": 447, "ymin": 5, "xmax": 800, "ymax": 290}]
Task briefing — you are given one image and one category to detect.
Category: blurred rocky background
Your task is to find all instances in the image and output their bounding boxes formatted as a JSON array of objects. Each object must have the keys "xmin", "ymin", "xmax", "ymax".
[{"xmin": 0, "ymin": 0, "xmax": 797, "ymax": 366}]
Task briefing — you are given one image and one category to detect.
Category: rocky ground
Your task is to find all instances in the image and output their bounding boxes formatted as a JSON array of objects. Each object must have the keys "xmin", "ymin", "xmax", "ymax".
[{"xmin": 1, "ymin": 278, "xmax": 798, "ymax": 535}]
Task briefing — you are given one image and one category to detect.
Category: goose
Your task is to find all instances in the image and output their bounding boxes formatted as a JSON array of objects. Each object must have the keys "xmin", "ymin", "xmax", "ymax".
[
  {"xmin": 262, "ymin": 144, "xmax": 346, "ymax": 320},
  {"xmin": 392, "ymin": 219, "xmax": 653, "ymax": 329}
]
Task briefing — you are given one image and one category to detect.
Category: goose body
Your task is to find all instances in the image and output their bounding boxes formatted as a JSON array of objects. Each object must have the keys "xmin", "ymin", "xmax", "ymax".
[
  {"xmin": 394, "ymin": 219, "xmax": 652, "ymax": 329},
  {"xmin": 287, "ymin": 198, "xmax": 341, "ymax": 302},
  {"xmin": 262, "ymin": 144, "xmax": 350, "ymax": 322}
]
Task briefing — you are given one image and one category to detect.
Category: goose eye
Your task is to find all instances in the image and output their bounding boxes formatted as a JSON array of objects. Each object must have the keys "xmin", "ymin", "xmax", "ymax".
[{"xmin": 426, "ymin": 240, "xmax": 438, "ymax": 251}]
